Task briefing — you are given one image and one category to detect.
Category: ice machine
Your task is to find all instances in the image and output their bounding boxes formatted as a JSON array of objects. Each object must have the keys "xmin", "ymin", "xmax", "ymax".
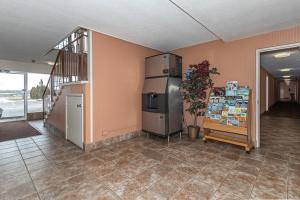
[{"xmin": 142, "ymin": 53, "xmax": 183, "ymax": 140}]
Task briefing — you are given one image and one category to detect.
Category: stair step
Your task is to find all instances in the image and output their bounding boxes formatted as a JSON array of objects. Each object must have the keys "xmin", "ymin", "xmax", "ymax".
[{"xmin": 44, "ymin": 85, "xmax": 64, "ymax": 121}]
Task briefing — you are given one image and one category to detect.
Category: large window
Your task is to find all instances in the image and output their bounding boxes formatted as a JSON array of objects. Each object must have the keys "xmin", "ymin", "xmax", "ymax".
[{"xmin": 27, "ymin": 73, "xmax": 49, "ymax": 113}]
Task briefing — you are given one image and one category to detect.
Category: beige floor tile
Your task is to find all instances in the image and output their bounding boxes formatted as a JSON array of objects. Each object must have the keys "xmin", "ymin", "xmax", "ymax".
[
  {"xmin": 0, "ymin": 104, "xmax": 299, "ymax": 199},
  {"xmin": 172, "ymin": 179, "xmax": 215, "ymax": 200},
  {"xmin": 218, "ymin": 172, "xmax": 255, "ymax": 199},
  {"xmin": 1, "ymin": 181, "xmax": 36, "ymax": 200},
  {"xmin": 288, "ymin": 189, "xmax": 300, "ymax": 200},
  {"xmin": 136, "ymin": 189, "xmax": 167, "ymax": 200},
  {"xmin": 148, "ymin": 178, "xmax": 180, "ymax": 199}
]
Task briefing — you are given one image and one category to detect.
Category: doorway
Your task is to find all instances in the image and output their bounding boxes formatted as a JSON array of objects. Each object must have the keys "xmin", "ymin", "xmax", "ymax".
[
  {"xmin": 256, "ymin": 42, "xmax": 300, "ymax": 148},
  {"xmin": 66, "ymin": 94, "xmax": 83, "ymax": 149},
  {"xmin": 0, "ymin": 71, "xmax": 50, "ymax": 141},
  {"xmin": 0, "ymin": 71, "xmax": 26, "ymax": 120}
]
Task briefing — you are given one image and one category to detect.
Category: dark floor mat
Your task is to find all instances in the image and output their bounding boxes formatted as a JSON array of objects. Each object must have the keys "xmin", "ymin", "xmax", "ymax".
[{"xmin": 0, "ymin": 121, "xmax": 41, "ymax": 142}]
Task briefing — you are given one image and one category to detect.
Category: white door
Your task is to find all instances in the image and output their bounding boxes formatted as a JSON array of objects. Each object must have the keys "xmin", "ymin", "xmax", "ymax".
[{"xmin": 66, "ymin": 95, "xmax": 83, "ymax": 149}]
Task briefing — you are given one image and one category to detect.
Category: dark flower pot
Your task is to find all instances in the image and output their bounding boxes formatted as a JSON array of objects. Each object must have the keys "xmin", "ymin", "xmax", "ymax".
[{"xmin": 188, "ymin": 125, "xmax": 200, "ymax": 140}]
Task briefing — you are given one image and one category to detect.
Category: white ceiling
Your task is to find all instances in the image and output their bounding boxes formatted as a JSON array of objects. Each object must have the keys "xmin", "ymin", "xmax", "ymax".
[
  {"xmin": 0, "ymin": 0, "xmax": 300, "ymax": 64},
  {"xmin": 0, "ymin": 59, "xmax": 51, "ymax": 74},
  {"xmin": 171, "ymin": 0, "xmax": 300, "ymax": 41},
  {"xmin": 261, "ymin": 48, "xmax": 300, "ymax": 78}
]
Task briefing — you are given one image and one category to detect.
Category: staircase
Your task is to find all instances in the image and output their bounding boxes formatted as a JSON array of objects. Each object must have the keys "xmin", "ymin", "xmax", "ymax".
[{"xmin": 43, "ymin": 29, "xmax": 88, "ymax": 122}]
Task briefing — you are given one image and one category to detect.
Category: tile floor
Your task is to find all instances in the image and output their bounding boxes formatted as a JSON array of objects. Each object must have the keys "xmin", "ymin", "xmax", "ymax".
[{"xmin": 1, "ymin": 106, "xmax": 300, "ymax": 199}]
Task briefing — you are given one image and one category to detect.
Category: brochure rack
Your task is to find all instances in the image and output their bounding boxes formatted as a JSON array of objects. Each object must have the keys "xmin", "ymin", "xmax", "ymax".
[{"xmin": 203, "ymin": 87, "xmax": 253, "ymax": 152}]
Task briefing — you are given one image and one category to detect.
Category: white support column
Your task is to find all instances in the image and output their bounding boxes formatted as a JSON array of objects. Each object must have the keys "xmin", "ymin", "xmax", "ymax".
[
  {"xmin": 266, "ymin": 75, "xmax": 269, "ymax": 112},
  {"xmin": 24, "ymin": 73, "xmax": 28, "ymax": 120},
  {"xmin": 87, "ymin": 29, "xmax": 94, "ymax": 144}
]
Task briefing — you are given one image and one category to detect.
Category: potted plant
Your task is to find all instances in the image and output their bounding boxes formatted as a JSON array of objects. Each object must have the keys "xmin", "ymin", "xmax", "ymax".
[{"xmin": 181, "ymin": 60, "xmax": 219, "ymax": 139}]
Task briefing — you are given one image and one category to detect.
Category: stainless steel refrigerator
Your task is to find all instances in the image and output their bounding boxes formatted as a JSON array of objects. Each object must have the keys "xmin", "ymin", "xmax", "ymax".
[{"xmin": 142, "ymin": 53, "xmax": 183, "ymax": 141}]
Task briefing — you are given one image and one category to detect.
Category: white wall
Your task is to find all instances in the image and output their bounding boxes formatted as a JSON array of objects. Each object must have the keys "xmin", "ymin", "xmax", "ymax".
[{"xmin": 0, "ymin": 59, "xmax": 51, "ymax": 74}]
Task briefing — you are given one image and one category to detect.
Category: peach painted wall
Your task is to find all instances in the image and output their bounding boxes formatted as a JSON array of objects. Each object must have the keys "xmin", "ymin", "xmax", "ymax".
[
  {"xmin": 83, "ymin": 84, "xmax": 91, "ymax": 143},
  {"xmin": 260, "ymin": 68, "xmax": 267, "ymax": 113},
  {"xmin": 173, "ymin": 26, "xmax": 300, "ymax": 142},
  {"xmin": 269, "ymin": 76, "xmax": 278, "ymax": 107},
  {"xmin": 92, "ymin": 31, "xmax": 159, "ymax": 142},
  {"xmin": 260, "ymin": 67, "xmax": 277, "ymax": 114},
  {"xmin": 46, "ymin": 83, "xmax": 91, "ymax": 143}
]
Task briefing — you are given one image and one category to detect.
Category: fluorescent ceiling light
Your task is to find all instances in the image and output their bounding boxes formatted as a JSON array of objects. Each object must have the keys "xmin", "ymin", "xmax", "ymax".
[
  {"xmin": 273, "ymin": 52, "xmax": 292, "ymax": 58},
  {"xmin": 282, "ymin": 75, "xmax": 291, "ymax": 78},
  {"xmin": 279, "ymin": 68, "xmax": 292, "ymax": 72},
  {"xmin": 47, "ymin": 61, "xmax": 55, "ymax": 65}
]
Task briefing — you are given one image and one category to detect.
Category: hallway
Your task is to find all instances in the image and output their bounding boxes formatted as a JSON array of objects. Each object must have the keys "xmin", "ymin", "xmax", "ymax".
[{"xmin": 260, "ymin": 101, "xmax": 300, "ymax": 199}]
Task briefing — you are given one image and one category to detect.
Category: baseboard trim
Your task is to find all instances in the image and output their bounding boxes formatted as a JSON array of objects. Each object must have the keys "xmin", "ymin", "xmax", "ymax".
[
  {"xmin": 84, "ymin": 130, "xmax": 145, "ymax": 152},
  {"xmin": 44, "ymin": 122, "xmax": 65, "ymax": 138},
  {"xmin": 43, "ymin": 123, "xmax": 146, "ymax": 152}
]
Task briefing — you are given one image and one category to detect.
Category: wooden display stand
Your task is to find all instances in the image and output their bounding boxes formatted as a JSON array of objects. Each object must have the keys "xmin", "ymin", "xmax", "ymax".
[{"xmin": 203, "ymin": 90, "xmax": 253, "ymax": 152}]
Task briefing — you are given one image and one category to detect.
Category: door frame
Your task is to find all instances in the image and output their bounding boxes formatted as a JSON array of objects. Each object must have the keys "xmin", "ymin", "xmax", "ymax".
[
  {"xmin": 255, "ymin": 42, "xmax": 300, "ymax": 148},
  {"xmin": 24, "ymin": 72, "xmax": 28, "ymax": 120},
  {"xmin": 266, "ymin": 75, "xmax": 269, "ymax": 112},
  {"xmin": 65, "ymin": 94, "xmax": 84, "ymax": 148}
]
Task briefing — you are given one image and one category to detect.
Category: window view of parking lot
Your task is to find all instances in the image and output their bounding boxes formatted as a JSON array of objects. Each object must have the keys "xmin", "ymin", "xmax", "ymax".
[
  {"xmin": 27, "ymin": 73, "xmax": 49, "ymax": 113},
  {"xmin": 0, "ymin": 72, "xmax": 49, "ymax": 119}
]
